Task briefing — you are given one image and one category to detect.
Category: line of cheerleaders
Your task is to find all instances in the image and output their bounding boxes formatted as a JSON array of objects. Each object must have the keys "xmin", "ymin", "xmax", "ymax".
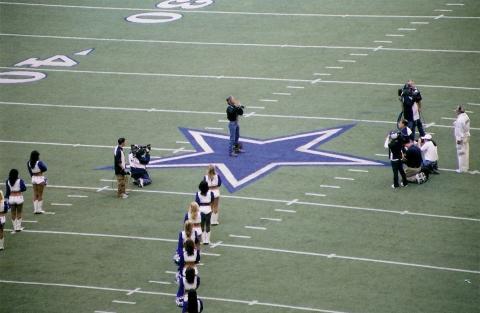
[
  {"xmin": 0, "ymin": 151, "xmax": 48, "ymax": 251},
  {"xmin": 173, "ymin": 164, "xmax": 222, "ymax": 312}
]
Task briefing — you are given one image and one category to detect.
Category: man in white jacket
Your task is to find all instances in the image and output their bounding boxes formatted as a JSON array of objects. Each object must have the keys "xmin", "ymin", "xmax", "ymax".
[{"xmin": 454, "ymin": 105, "xmax": 470, "ymax": 173}]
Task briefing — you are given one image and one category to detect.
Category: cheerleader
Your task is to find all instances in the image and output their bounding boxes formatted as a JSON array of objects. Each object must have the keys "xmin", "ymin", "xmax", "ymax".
[
  {"xmin": 0, "ymin": 191, "xmax": 9, "ymax": 250},
  {"xmin": 176, "ymin": 238, "xmax": 200, "ymax": 284},
  {"xmin": 27, "ymin": 150, "xmax": 47, "ymax": 214},
  {"xmin": 184, "ymin": 202, "xmax": 202, "ymax": 243},
  {"xmin": 195, "ymin": 181, "xmax": 214, "ymax": 245},
  {"xmin": 177, "ymin": 221, "xmax": 200, "ymax": 256},
  {"xmin": 176, "ymin": 266, "xmax": 200, "ymax": 307},
  {"xmin": 204, "ymin": 165, "xmax": 222, "ymax": 225},
  {"xmin": 183, "ymin": 290, "xmax": 204, "ymax": 313},
  {"xmin": 5, "ymin": 169, "xmax": 27, "ymax": 233}
]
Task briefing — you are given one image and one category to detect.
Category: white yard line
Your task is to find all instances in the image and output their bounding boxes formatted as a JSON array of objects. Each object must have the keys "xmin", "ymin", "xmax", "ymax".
[
  {"xmin": 96, "ymin": 186, "xmax": 109, "ymax": 192},
  {"xmin": 0, "ymin": 2, "xmax": 477, "ymax": 19},
  {"xmin": 441, "ymin": 117, "xmax": 456, "ymax": 120},
  {"xmin": 434, "ymin": 9, "xmax": 453, "ymax": 12},
  {"xmin": 410, "ymin": 21, "xmax": 429, "ymax": 24},
  {"xmin": 286, "ymin": 86, "xmax": 305, "ymax": 89},
  {"xmin": 348, "ymin": 169, "xmax": 369, "ymax": 173},
  {"xmin": 319, "ymin": 185, "xmax": 341, "ymax": 189},
  {"xmin": 50, "ymin": 203, "xmax": 72, "ymax": 206},
  {"xmin": 337, "ymin": 60, "xmax": 356, "ymax": 63},
  {"xmin": 245, "ymin": 226, "xmax": 267, "ymax": 230},
  {"xmin": 148, "ymin": 281, "xmax": 172, "ymax": 285},
  {"xmin": 398, "ymin": 28, "xmax": 416, "ymax": 31},
  {"xmin": 385, "ymin": 34, "xmax": 405, "ymax": 37},
  {"xmin": 126, "ymin": 287, "xmax": 140, "ymax": 296},
  {"xmin": 446, "ymin": 3, "xmax": 464, "ymax": 6},
  {"xmin": 112, "ymin": 300, "xmax": 136, "ymax": 305},
  {"xmin": 175, "ymin": 141, "xmax": 189, "ymax": 144},
  {"xmin": 334, "ymin": 177, "xmax": 355, "ymax": 181},
  {"xmin": 349, "ymin": 53, "xmax": 368, "ymax": 56},
  {"xmin": 375, "ymin": 153, "xmax": 388, "ymax": 157},
  {"xmin": 286, "ymin": 199, "xmax": 298, "ymax": 206},
  {"xmin": 325, "ymin": 66, "xmax": 344, "ymax": 69},
  {"xmin": 2, "ymin": 33, "xmax": 480, "ymax": 54},
  {"xmin": 259, "ymin": 99, "xmax": 279, "ymax": 102},
  {"xmin": 2, "ymin": 182, "xmax": 477, "ymax": 222},
  {"xmin": 275, "ymin": 209, "xmax": 297, "ymax": 213},
  {"xmin": 305, "ymin": 193, "xmax": 327, "ymax": 197},
  {"xmin": 205, "ymin": 127, "xmax": 223, "ymax": 130},
  {"xmin": 260, "ymin": 217, "xmax": 282, "ymax": 222},
  {"xmin": 165, "ymin": 271, "xmax": 177, "ymax": 275},
  {"xmin": 0, "ymin": 279, "xmax": 353, "ymax": 313},
  {"xmin": 313, "ymin": 73, "xmax": 332, "ymax": 76},
  {"xmin": 272, "ymin": 92, "xmax": 291, "ymax": 96},
  {"xmin": 248, "ymin": 106, "xmax": 265, "ymax": 109},
  {"xmin": 202, "ymin": 252, "xmax": 221, "ymax": 256},
  {"xmin": 22, "ymin": 220, "xmax": 38, "ymax": 223},
  {"xmin": 67, "ymin": 195, "xmax": 88, "ymax": 198},
  {"xmin": 229, "ymin": 234, "xmax": 251, "ymax": 239},
  {"xmin": 4, "ymin": 229, "xmax": 479, "ymax": 274},
  {"xmin": 100, "ymin": 179, "xmax": 116, "ymax": 182}
]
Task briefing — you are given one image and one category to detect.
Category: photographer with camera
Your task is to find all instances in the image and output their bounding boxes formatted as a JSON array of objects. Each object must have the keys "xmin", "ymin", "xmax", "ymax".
[
  {"xmin": 128, "ymin": 144, "xmax": 152, "ymax": 188},
  {"xmin": 226, "ymin": 95, "xmax": 244, "ymax": 157},
  {"xmin": 398, "ymin": 80, "xmax": 425, "ymax": 140},
  {"xmin": 385, "ymin": 131, "xmax": 408, "ymax": 189},
  {"xmin": 114, "ymin": 137, "xmax": 129, "ymax": 199}
]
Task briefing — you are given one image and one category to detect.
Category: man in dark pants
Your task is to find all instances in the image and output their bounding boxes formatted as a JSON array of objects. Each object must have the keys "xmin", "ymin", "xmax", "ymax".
[
  {"xmin": 114, "ymin": 137, "xmax": 129, "ymax": 198},
  {"xmin": 387, "ymin": 131, "xmax": 408, "ymax": 189},
  {"xmin": 226, "ymin": 96, "xmax": 244, "ymax": 157}
]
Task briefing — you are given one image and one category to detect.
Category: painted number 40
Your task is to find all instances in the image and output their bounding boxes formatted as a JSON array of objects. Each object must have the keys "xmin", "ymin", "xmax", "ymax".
[{"xmin": 0, "ymin": 55, "xmax": 77, "ymax": 84}]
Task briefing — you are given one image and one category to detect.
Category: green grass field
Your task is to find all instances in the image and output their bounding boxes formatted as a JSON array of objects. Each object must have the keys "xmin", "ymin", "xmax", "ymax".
[{"xmin": 0, "ymin": 1, "xmax": 479, "ymax": 312}]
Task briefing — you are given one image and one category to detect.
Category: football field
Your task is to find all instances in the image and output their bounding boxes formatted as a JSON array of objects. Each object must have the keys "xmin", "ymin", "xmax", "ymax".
[{"xmin": 0, "ymin": 1, "xmax": 479, "ymax": 312}]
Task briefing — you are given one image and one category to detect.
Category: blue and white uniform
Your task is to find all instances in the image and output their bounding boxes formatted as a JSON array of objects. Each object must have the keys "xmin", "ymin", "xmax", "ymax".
[
  {"xmin": 176, "ymin": 272, "xmax": 201, "ymax": 307},
  {"xmin": 177, "ymin": 230, "xmax": 200, "ymax": 256},
  {"xmin": 204, "ymin": 174, "xmax": 222, "ymax": 198},
  {"xmin": 184, "ymin": 212, "xmax": 202, "ymax": 236},
  {"xmin": 176, "ymin": 248, "xmax": 201, "ymax": 283},
  {"xmin": 27, "ymin": 160, "xmax": 47, "ymax": 185},
  {"xmin": 195, "ymin": 192, "xmax": 214, "ymax": 215},
  {"xmin": 6, "ymin": 179, "xmax": 27, "ymax": 205},
  {"xmin": 0, "ymin": 191, "xmax": 8, "ymax": 227},
  {"xmin": 182, "ymin": 297, "xmax": 204, "ymax": 313}
]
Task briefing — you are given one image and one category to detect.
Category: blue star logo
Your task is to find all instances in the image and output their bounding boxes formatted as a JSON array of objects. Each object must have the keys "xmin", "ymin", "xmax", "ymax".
[{"xmin": 145, "ymin": 124, "xmax": 385, "ymax": 192}]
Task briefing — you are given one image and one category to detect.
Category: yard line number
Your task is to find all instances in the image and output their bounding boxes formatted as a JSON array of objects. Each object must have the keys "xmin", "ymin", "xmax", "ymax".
[
  {"xmin": 0, "ymin": 54, "xmax": 84, "ymax": 84},
  {"xmin": 126, "ymin": 0, "xmax": 214, "ymax": 24}
]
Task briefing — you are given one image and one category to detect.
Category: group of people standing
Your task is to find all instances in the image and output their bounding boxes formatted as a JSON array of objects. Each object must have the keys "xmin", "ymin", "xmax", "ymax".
[
  {"xmin": 1, "ymin": 151, "xmax": 48, "ymax": 251},
  {"xmin": 173, "ymin": 164, "xmax": 223, "ymax": 312},
  {"xmin": 386, "ymin": 80, "xmax": 471, "ymax": 188}
]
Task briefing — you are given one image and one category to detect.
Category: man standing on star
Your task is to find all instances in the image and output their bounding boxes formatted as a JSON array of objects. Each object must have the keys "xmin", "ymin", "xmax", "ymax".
[{"xmin": 226, "ymin": 95, "xmax": 244, "ymax": 157}]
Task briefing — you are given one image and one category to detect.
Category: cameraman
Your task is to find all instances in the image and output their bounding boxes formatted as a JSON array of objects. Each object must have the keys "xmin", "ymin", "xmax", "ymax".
[
  {"xmin": 398, "ymin": 80, "xmax": 425, "ymax": 140},
  {"xmin": 226, "ymin": 95, "xmax": 244, "ymax": 157},
  {"xmin": 128, "ymin": 145, "xmax": 152, "ymax": 188},
  {"xmin": 114, "ymin": 137, "xmax": 129, "ymax": 199}
]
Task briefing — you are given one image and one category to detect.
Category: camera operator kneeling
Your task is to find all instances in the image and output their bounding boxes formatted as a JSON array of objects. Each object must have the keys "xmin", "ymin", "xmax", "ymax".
[
  {"xmin": 128, "ymin": 144, "xmax": 152, "ymax": 188},
  {"xmin": 403, "ymin": 140, "xmax": 428, "ymax": 184}
]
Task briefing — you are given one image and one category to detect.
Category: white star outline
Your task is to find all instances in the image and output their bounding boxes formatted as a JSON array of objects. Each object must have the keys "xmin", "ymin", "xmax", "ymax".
[{"xmin": 147, "ymin": 127, "xmax": 383, "ymax": 190}]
